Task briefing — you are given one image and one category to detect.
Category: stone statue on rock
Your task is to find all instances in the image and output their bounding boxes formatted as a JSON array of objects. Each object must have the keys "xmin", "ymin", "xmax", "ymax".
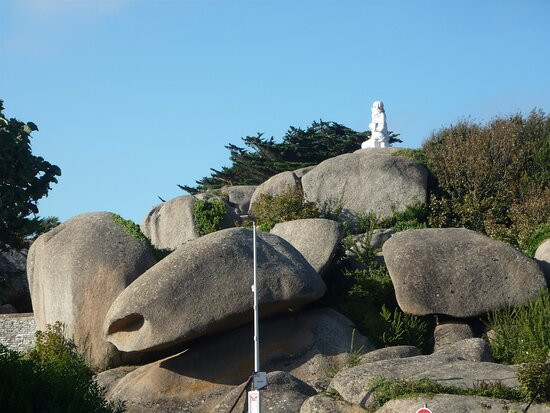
[{"xmin": 362, "ymin": 100, "xmax": 391, "ymax": 148}]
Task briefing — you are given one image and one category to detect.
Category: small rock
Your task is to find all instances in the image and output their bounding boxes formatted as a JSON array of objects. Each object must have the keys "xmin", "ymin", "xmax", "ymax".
[
  {"xmin": 432, "ymin": 338, "xmax": 493, "ymax": 362},
  {"xmin": 300, "ymin": 394, "xmax": 364, "ymax": 413},
  {"xmin": 433, "ymin": 321, "xmax": 474, "ymax": 351},
  {"xmin": 361, "ymin": 345, "xmax": 421, "ymax": 363}
]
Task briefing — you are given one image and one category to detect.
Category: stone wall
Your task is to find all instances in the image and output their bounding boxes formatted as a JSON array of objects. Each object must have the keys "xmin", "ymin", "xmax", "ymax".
[{"xmin": 0, "ymin": 313, "xmax": 36, "ymax": 352}]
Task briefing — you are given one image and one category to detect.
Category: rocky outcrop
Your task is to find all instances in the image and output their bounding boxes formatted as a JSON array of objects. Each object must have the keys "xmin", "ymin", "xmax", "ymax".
[
  {"xmin": 270, "ymin": 218, "xmax": 342, "ymax": 275},
  {"xmin": 106, "ymin": 309, "xmax": 372, "ymax": 412},
  {"xmin": 432, "ymin": 338, "xmax": 493, "ymax": 362},
  {"xmin": 376, "ymin": 394, "xmax": 549, "ymax": 413},
  {"xmin": 433, "ymin": 321, "xmax": 474, "ymax": 351},
  {"xmin": 300, "ymin": 395, "xmax": 365, "ymax": 413},
  {"xmin": 104, "ymin": 228, "xmax": 326, "ymax": 353},
  {"xmin": 215, "ymin": 371, "xmax": 316, "ymax": 413},
  {"xmin": 383, "ymin": 228, "xmax": 547, "ymax": 317},
  {"xmin": 27, "ymin": 212, "xmax": 157, "ymax": 370},
  {"xmin": 330, "ymin": 353, "xmax": 518, "ymax": 409},
  {"xmin": 221, "ymin": 185, "xmax": 257, "ymax": 214},
  {"xmin": 302, "ymin": 149, "xmax": 428, "ymax": 220},
  {"xmin": 140, "ymin": 195, "xmax": 199, "ymax": 250},
  {"xmin": 360, "ymin": 345, "xmax": 421, "ymax": 363}
]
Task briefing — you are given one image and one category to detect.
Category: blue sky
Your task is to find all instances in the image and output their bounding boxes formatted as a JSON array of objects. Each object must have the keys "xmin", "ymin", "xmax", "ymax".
[{"xmin": 1, "ymin": 0, "xmax": 549, "ymax": 224}]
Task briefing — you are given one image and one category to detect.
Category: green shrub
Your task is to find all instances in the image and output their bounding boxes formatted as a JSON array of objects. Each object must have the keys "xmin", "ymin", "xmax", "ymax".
[
  {"xmin": 518, "ymin": 362, "xmax": 550, "ymax": 403},
  {"xmin": 0, "ymin": 323, "xmax": 124, "ymax": 412},
  {"xmin": 110, "ymin": 213, "xmax": 171, "ymax": 261},
  {"xmin": 367, "ymin": 377, "xmax": 525, "ymax": 411},
  {"xmin": 379, "ymin": 202, "xmax": 428, "ymax": 231},
  {"xmin": 423, "ymin": 110, "xmax": 549, "ymax": 248},
  {"xmin": 392, "ymin": 148, "xmax": 428, "ymax": 165},
  {"xmin": 250, "ymin": 187, "xmax": 319, "ymax": 231},
  {"xmin": 193, "ymin": 198, "xmax": 228, "ymax": 236},
  {"xmin": 524, "ymin": 223, "xmax": 550, "ymax": 257},
  {"xmin": 488, "ymin": 288, "xmax": 550, "ymax": 364},
  {"xmin": 378, "ymin": 305, "xmax": 428, "ymax": 350}
]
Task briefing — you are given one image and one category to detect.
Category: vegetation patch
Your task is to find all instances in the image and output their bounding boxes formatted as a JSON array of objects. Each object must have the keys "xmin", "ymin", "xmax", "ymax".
[
  {"xmin": 517, "ymin": 362, "xmax": 550, "ymax": 403},
  {"xmin": 488, "ymin": 288, "xmax": 550, "ymax": 365},
  {"xmin": 0, "ymin": 322, "xmax": 125, "ymax": 412},
  {"xmin": 524, "ymin": 223, "xmax": 550, "ymax": 257},
  {"xmin": 192, "ymin": 198, "xmax": 228, "ymax": 236},
  {"xmin": 110, "ymin": 213, "xmax": 171, "ymax": 261}
]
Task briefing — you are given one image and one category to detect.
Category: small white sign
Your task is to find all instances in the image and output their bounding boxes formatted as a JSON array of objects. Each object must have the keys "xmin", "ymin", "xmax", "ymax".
[{"xmin": 248, "ymin": 390, "xmax": 260, "ymax": 413}]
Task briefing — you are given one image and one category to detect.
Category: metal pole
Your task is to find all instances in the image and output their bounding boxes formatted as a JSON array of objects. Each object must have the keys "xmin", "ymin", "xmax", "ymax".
[{"xmin": 253, "ymin": 221, "xmax": 260, "ymax": 375}]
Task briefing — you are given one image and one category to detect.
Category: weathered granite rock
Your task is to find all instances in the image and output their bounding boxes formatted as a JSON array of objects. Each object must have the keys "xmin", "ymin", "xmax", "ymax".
[
  {"xmin": 96, "ymin": 366, "xmax": 138, "ymax": 395},
  {"xmin": 270, "ymin": 218, "xmax": 342, "ymax": 275},
  {"xmin": 248, "ymin": 167, "xmax": 315, "ymax": 213},
  {"xmin": 383, "ymin": 228, "xmax": 547, "ymax": 317},
  {"xmin": 141, "ymin": 195, "xmax": 199, "ymax": 250},
  {"xmin": 105, "ymin": 228, "xmax": 326, "ymax": 353},
  {"xmin": 360, "ymin": 345, "xmax": 421, "ymax": 363},
  {"xmin": 221, "ymin": 185, "xmax": 257, "ymax": 214},
  {"xmin": 0, "ymin": 248, "xmax": 30, "ymax": 311},
  {"xmin": 215, "ymin": 371, "xmax": 316, "ymax": 413},
  {"xmin": 106, "ymin": 309, "xmax": 372, "ymax": 413},
  {"xmin": 535, "ymin": 239, "xmax": 550, "ymax": 284},
  {"xmin": 300, "ymin": 395, "xmax": 365, "ymax": 413},
  {"xmin": 27, "ymin": 212, "xmax": 156, "ymax": 370},
  {"xmin": 376, "ymin": 394, "xmax": 550, "ymax": 413},
  {"xmin": 330, "ymin": 354, "xmax": 518, "ymax": 409},
  {"xmin": 432, "ymin": 338, "xmax": 493, "ymax": 362},
  {"xmin": 302, "ymin": 150, "xmax": 427, "ymax": 220},
  {"xmin": 433, "ymin": 321, "xmax": 475, "ymax": 351}
]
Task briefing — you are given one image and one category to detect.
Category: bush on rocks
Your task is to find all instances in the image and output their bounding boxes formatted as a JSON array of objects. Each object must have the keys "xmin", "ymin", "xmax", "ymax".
[
  {"xmin": 192, "ymin": 198, "xmax": 228, "ymax": 236},
  {"xmin": 0, "ymin": 323, "xmax": 124, "ymax": 413}
]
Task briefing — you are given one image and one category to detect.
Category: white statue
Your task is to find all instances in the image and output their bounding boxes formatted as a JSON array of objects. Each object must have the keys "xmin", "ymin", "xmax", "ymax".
[{"xmin": 362, "ymin": 100, "xmax": 391, "ymax": 148}]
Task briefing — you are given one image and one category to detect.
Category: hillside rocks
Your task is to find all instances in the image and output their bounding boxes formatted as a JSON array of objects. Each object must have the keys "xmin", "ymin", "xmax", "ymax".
[
  {"xmin": 27, "ymin": 212, "xmax": 157, "ymax": 370},
  {"xmin": 220, "ymin": 185, "xmax": 257, "ymax": 214},
  {"xmin": 270, "ymin": 218, "xmax": 342, "ymax": 275},
  {"xmin": 433, "ymin": 321, "xmax": 474, "ymax": 351},
  {"xmin": 383, "ymin": 228, "xmax": 547, "ymax": 317},
  {"xmin": 215, "ymin": 371, "xmax": 316, "ymax": 413},
  {"xmin": 375, "ymin": 394, "xmax": 550, "ymax": 413},
  {"xmin": 360, "ymin": 345, "xmax": 421, "ymax": 363},
  {"xmin": 141, "ymin": 195, "xmax": 199, "ymax": 250},
  {"xmin": 433, "ymin": 338, "xmax": 493, "ymax": 362},
  {"xmin": 104, "ymin": 228, "xmax": 326, "ymax": 353},
  {"xmin": 302, "ymin": 149, "xmax": 427, "ymax": 220},
  {"xmin": 330, "ymin": 353, "xmax": 518, "ymax": 409},
  {"xmin": 106, "ymin": 309, "xmax": 371, "ymax": 413},
  {"xmin": 248, "ymin": 166, "xmax": 316, "ymax": 212},
  {"xmin": 300, "ymin": 395, "xmax": 365, "ymax": 413}
]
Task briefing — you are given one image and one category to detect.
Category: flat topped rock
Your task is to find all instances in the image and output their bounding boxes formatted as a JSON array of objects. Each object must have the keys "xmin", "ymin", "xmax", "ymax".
[
  {"xmin": 302, "ymin": 150, "xmax": 427, "ymax": 220},
  {"xmin": 104, "ymin": 228, "xmax": 326, "ymax": 353},
  {"xmin": 383, "ymin": 228, "xmax": 547, "ymax": 317}
]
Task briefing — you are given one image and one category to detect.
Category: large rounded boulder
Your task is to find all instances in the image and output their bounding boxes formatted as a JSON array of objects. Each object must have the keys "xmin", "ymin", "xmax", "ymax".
[
  {"xmin": 302, "ymin": 149, "xmax": 427, "ymax": 219},
  {"xmin": 27, "ymin": 212, "xmax": 156, "ymax": 370},
  {"xmin": 104, "ymin": 228, "xmax": 326, "ymax": 352},
  {"xmin": 270, "ymin": 218, "xmax": 342, "ymax": 275},
  {"xmin": 382, "ymin": 228, "xmax": 547, "ymax": 317}
]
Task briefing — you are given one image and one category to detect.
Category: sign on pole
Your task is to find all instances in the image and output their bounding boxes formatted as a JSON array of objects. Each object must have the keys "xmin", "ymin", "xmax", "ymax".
[
  {"xmin": 416, "ymin": 405, "xmax": 432, "ymax": 413},
  {"xmin": 248, "ymin": 390, "xmax": 260, "ymax": 413}
]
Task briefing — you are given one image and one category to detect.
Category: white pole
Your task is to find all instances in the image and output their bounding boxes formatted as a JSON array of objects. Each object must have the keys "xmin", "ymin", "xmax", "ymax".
[{"xmin": 253, "ymin": 221, "xmax": 260, "ymax": 375}]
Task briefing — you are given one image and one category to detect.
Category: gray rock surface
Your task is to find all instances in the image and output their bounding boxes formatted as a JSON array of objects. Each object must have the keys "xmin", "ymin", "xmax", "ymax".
[
  {"xmin": 96, "ymin": 366, "xmax": 138, "ymax": 395},
  {"xmin": 433, "ymin": 321, "xmax": 474, "ymax": 351},
  {"xmin": 302, "ymin": 150, "xmax": 428, "ymax": 220},
  {"xmin": 140, "ymin": 195, "xmax": 199, "ymax": 250},
  {"xmin": 215, "ymin": 371, "xmax": 316, "ymax": 413},
  {"xmin": 0, "ymin": 313, "xmax": 35, "ymax": 352},
  {"xmin": 0, "ymin": 248, "xmax": 30, "ymax": 311},
  {"xmin": 376, "ymin": 394, "xmax": 550, "ymax": 413},
  {"xmin": 249, "ymin": 167, "xmax": 315, "ymax": 213},
  {"xmin": 28, "ymin": 212, "xmax": 157, "ymax": 370},
  {"xmin": 330, "ymin": 354, "xmax": 518, "ymax": 409},
  {"xmin": 106, "ymin": 309, "xmax": 372, "ymax": 413},
  {"xmin": 535, "ymin": 239, "xmax": 550, "ymax": 284},
  {"xmin": 361, "ymin": 345, "xmax": 421, "ymax": 363},
  {"xmin": 432, "ymin": 338, "xmax": 493, "ymax": 362},
  {"xmin": 300, "ymin": 395, "xmax": 365, "ymax": 413},
  {"xmin": 221, "ymin": 185, "xmax": 257, "ymax": 214},
  {"xmin": 105, "ymin": 228, "xmax": 326, "ymax": 353},
  {"xmin": 270, "ymin": 218, "xmax": 342, "ymax": 275},
  {"xmin": 383, "ymin": 228, "xmax": 547, "ymax": 317}
]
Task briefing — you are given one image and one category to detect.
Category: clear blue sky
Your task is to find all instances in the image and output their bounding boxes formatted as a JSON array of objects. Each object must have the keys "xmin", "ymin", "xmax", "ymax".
[{"xmin": 1, "ymin": 0, "xmax": 549, "ymax": 224}]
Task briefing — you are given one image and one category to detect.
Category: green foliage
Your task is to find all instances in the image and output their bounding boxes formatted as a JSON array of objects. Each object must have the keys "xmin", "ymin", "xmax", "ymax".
[
  {"xmin": 423, "ymin": 110, "xmax": 550, "ymax": 249},
  {"xmin": 250, "ymin": 186, "xmax": 319, "ymax": 231},
  {"xmin": 488, "ymin": 289, "xmax": 550, "ymax": 364},
  {"xmin": 378, "ymin": 305, "xmax": 428, "ymax": 350},
  {"xmin": 518, "ymin": 362, "xmax": 550, "ymax": 403},
  {"xmin": 366, "ymin": 377, "xmax": 525, "ymax": 411},
  {"xmin": 0, "ymin": 100, "xmax": 61, "ymax": 252},
  {"xmin": 192, "ymin": 198, "xmax": 228, "ymax": 236},
  {"xmin": 525, "ymin": 223, "xmax": 550, "ymax": 257},
  {"xmin": 181, "ymin": 120, "xmax": 402, "ymax": 193},
  {"xmin": 392, "ymin": 148, "xmax": 427, "ymax": 165},
  {"xmin": 379, "ymin": 202, "xmax": 428, "ymax": 231},
  {"xmin": 0, "ymin": 323, "xmax": 124, "ymax": 412},
  {"xmin": 110, "ymin": 213, "xmax": 171, "ymax": 261}
]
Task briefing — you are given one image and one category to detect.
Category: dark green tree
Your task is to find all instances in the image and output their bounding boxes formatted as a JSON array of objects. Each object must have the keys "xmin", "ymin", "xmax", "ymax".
[
  {"xmin": 0, "ymin": 100, "xmax": 61, "ymax": 251},
  {"xmin": 180, "ymin": 120, "xmax": 401, "ymax": 193}
]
